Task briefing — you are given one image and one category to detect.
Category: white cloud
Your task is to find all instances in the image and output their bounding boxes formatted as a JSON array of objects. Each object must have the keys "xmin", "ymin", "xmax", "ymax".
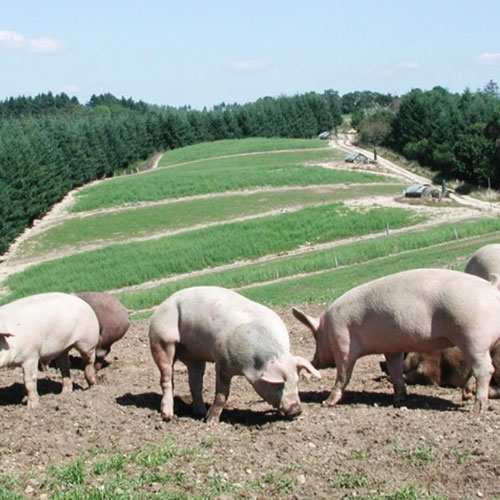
[
  {"xmin": 475, "ymin": 52, "xmax": 500, "ymax": 66},
  {"xmin": 371, "ymin": 61, "xmax": 421, "ymax": 78},
  {"xmin": 0, "ymin": 29, "xmax": 63, "ymax": 54},
  {"xmin": 228, "ymin": 59, "xmax": 272, "ymax": 72},
  {"xmin": 395, "ymin": 61, "xmax": 421, "ymax": 70},
  {"xmin": 59, "ymin": 84, "xmax": 80, "ymax": 95}
]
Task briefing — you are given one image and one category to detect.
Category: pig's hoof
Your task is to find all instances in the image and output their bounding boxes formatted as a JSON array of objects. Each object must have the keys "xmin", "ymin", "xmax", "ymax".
[
  {"xmin": 473, "ymin": 400, "xmax": 489, "ymax": 414},
  {"xmin": 161, "ymin": 412, "xmax": 176, "ymax": 422},
  {"xmin": 462, "ymin": 391, "xmax": 474, "ymax": 401},
  {"xmin": 204, "ymin": 412, "xmax": 221, "ymax": 425},
  {"xmin": 26, "ymin": 399, "xmax": 40, "ymax": 409}
]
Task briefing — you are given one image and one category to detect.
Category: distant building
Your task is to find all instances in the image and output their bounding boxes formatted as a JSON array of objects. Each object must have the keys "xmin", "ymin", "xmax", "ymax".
[
  {"xmin": 344, "ymin": 152, "xmax": 369, "ymax": 164},
  {"xmin": 318, "ymin": 131, "xmax": 333, "ymax": 140},
  {"xmin": 404, "ymin": 183, "xmax": 441, "ymax": 198}
]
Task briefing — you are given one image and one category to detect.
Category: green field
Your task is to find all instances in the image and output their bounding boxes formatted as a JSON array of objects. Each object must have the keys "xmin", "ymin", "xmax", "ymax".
[
  {"xmin": 13, "ymin": 184, "xmax": 404, "ymax": 260},
  {"xmin": 118, "ymin": 219, "xmax": 500, "ymax": 313},
  {"xmin": 2, "ymin": 137, "xmax": 499, "ymax": 313},
  {"xmin": 70, "ymin": 149, "xmax": 389, "ymax": 212},
  {"xmin": 158, "ymin": 137, "xmax": 329, "ymax": 166},
  {"xmin": 2, "ymin": 203, "xmax": 421, "ymax": 302}
]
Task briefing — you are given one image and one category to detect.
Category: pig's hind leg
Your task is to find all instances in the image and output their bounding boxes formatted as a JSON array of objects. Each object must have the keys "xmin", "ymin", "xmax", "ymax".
[
  {"xmin": 151, "ymin": 340, "xmax": 176, "ymax": 421},
  {"xmin": 186, "ymin": 360, "xmax": 207, "ymax": 417},
  {"xmin": 74, "ymin": 342, "xmax": 97, "ymax": 388},
  {"xmin": 461, "ymin": 348, "xmax": 494, "ymax": 413},
  {"xmin": 384, "ymin": 352, "xmax": 407, "ymax": 405}
]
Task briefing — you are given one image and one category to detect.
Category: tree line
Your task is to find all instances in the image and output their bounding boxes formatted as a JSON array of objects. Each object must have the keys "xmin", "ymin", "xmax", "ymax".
[
  {"xmin": 355, "ymin": 81, "xmax": 500, "ymax": 186},
  {"xmin": 1, "ymin": 84, "xmax": 499, "ymax": 256},
  {"xmin": 0, "ymin": 90, "xmax": 349, "ymax": 254}
]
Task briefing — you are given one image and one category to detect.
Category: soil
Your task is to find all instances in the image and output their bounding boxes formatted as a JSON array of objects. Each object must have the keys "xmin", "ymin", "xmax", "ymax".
[{"xmin": 1, "ymin": 307, "xmax": 499, "ymax": 499}]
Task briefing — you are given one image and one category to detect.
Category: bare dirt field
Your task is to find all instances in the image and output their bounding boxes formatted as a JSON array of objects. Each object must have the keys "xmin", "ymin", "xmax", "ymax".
[{"xmin": 1, "ymin": 305, "xmax": 499, "ymax": 499}]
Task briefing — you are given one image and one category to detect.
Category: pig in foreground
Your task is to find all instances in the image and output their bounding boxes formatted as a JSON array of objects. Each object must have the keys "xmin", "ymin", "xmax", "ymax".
[
  {"xmin": 0, "ymin": 292, "xmax": 99, "ymax": 408},
  {"xmin": 75, "ymin": 292, "xmax": 131, "ymax": 370},
  {"xmin": 293, "ymin": 269, "xmax": 500, "ymax": 412},
  {"xmin": 403, "ymin": 343, "xmax": 500, "ymax": 399},
  {"xmin": 149, "ymin": 286, "xmax": 320, "ymax": 423},
  {"xmin": 465, "ymin": 243, "xmax": 500, "ymax": 281}
]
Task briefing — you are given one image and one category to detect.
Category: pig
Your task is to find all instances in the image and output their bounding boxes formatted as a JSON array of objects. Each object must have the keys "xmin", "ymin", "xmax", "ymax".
[
  {"xmin": 402, "ymin": 342, "xmax": 500, "ymax": 399},
  {"xmin": 0, "ymin": 292, "xmax": 99, "ymax": 408},
  {"xmin": 149, "ymin": 286, "xmax": 320, "ymax": 423},
  {"xmin": 292, "ymin": 268, "xmax": 500, "ymax": 413},
  {"xmin": 465, "ymin": 244, "xmax": 500, "ymax": 281},
  {"xmin": 75, "ymin": 292, "xmax": 131, "ymax": 370}
]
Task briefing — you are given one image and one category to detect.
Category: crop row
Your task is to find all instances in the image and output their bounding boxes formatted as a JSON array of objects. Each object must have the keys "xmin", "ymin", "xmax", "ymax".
[
  {"xmin": 70, "ymin": 149, "xmax": 387, "ymax": 212},
  {"xmin": 158, "ymin": 137, "xmax": 329, "ymax": 166},
  {"xmin": 118, "ymin": 218, "xmax": 500, "ymax": 313},
  {"xmin": 15, "ymin": 184, "xmax": 403, "ymax": 260},
  {"xmin": 1, "ymin": 204, "xmax": 420, "ymax": 303}
]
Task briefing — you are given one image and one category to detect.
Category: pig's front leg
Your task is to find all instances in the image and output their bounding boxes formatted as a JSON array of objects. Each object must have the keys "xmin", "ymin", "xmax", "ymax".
[
  {"xmin": 205, "ymin": 365, "xmax": 231, "ymax": 424},
  {"xmin": 323, "ymin": 355, "xmax": 356, "ymax": 407},
  {"xmin": 186, "ymin": 360, "xmax": 207, "ymax": 417},
  {"xmin": 384, "ymin": 352, "xmax": 407, "ymax": 405},
  {"xmin": 22, "ymin": 358, "xmax": 40, "ymax": 409}
]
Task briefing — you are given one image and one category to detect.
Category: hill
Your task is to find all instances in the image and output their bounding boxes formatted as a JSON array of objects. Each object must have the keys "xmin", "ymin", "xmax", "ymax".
[{"xmin": 0, "ymin": 137, "xmax": 499, "ymax": 499}]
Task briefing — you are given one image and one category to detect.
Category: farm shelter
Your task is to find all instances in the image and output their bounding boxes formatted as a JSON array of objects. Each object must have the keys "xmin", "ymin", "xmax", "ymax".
[
  {"xmin": 345, "ymin": 152, "xmax": 369, "ymax": 164},
  {"xmin": 318, "ymin": 131, "xmax": 333, "ymax": 140},
  {"xmin": 404, "ymin": 183, "xmax": 441, "ymax": 198}
]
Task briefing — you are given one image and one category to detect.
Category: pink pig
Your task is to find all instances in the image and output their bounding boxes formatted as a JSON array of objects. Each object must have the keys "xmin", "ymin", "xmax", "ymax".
[
  {"xmin": 0, "ymin": 292, "xmax": 99, "ymax": 408},
  {"xmin": 293, "ymin": 269, "xmax": 500, "ymax": 412},
  {"xmin": 149, "ymin": 286, "xmax": 320, "ymax": 423}
]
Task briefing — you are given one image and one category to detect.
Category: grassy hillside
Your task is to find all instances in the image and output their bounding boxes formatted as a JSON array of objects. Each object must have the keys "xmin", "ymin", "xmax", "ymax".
[{"xmin": 2, "ymin": 137, "xmax": 500, "ymax": 312}]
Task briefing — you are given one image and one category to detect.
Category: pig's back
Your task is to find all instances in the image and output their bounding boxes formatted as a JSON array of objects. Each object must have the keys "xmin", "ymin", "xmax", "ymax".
[
  {"xmin": 152, "ymin": 287, "xmax": 289, "ymax": 358},
  {"xmin": 465, "ymin": 244, "xmax": 500, "ymax": 280},
  {"xmin": 331, "ymin": 269, "xmax": 500, "ymax": 351},
  {"xmin": 0, "ymin": 292, "xmax": 98, "ymax": 357}
]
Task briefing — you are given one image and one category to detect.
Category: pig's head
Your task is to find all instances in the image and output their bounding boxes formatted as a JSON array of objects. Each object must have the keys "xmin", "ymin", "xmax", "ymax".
[
  {"xmin": 0, "ymin": 331, "xmax": 13, "ymax": 350},
  {"xmin": 292, "ymin": 307, "xmax": 333, "ymax": 369},
  {"xmin": 250, "ymin": 355, "xmax": 321, "ymax": 417}
]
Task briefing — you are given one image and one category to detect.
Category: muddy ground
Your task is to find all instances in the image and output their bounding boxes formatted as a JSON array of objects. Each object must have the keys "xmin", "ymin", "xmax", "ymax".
[{"xmin": 1, "ymin": 305, "xmax": 499, "ymax": 499}]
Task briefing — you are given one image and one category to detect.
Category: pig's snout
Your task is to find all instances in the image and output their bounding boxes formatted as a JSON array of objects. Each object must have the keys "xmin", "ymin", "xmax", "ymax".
[
  {"xmin": 284, "ymin": 402, "xmax": 302, "ymax": 418},
  {"xmin": 280, "ymin": 395, "xmax": 302, "ymax": 418}
]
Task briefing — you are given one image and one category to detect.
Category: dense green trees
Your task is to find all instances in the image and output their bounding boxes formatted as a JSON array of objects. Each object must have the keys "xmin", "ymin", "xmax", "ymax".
[
  {"xmin": 0, "ymin": 90, "xmax": 343, "ymax": 254},
  {"xmin": 2, "ymin": 82, "xmax": 499, "ymax": 256},
  {"xmin": 354, "ymin": 83, "xmax": 500, "ymax": 187}
]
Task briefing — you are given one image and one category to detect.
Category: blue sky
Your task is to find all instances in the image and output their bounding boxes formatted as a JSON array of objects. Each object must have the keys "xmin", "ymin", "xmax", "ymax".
[{"xmin": 1, "ymin": 0, "xmax": 499, "ymax": 109}]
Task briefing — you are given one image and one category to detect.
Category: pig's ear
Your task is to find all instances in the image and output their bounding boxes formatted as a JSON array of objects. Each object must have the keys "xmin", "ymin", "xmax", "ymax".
[
  {"xmin": 294, "ymin": 356, "xmax": 321, "ymax": 379},
  {"xmin": 490, "ymin": 273, "xmax": 500, "ymax": 290},
  {"xmin": 259, "ymin": 360, "xmax": 287, "ymax": 384},
  {"xmin": 292, "ymin": 307, "xmax": 320, "ymax": 333}
]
